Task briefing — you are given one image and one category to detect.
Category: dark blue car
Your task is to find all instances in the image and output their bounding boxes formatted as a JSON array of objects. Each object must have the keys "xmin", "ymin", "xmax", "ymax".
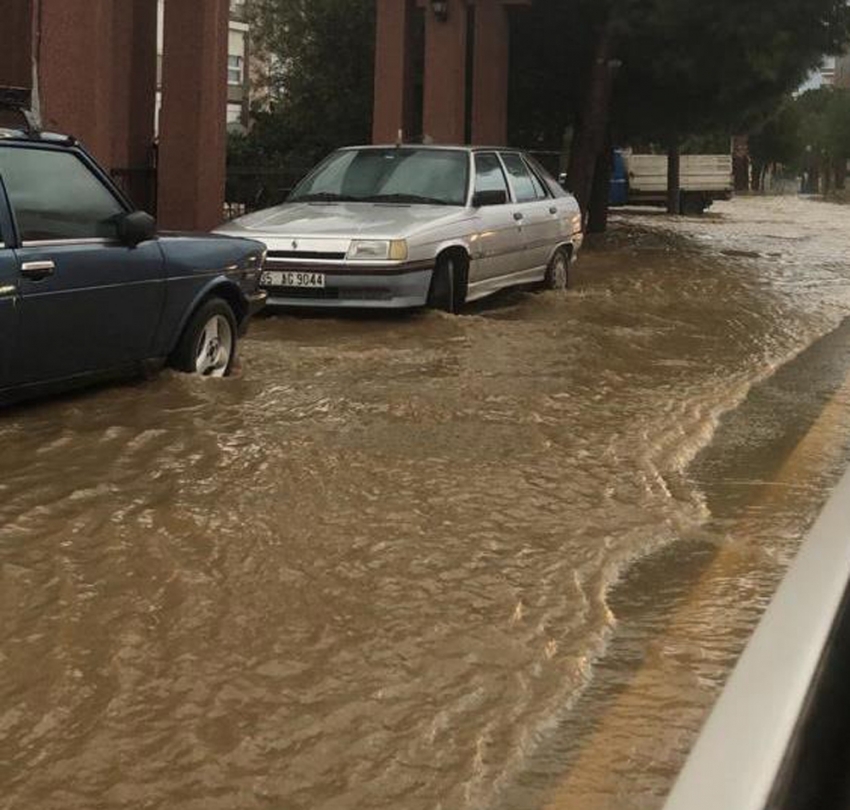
[{"xmin": 0, "ymin": 115, "xmax": 266, "ymax": 404}]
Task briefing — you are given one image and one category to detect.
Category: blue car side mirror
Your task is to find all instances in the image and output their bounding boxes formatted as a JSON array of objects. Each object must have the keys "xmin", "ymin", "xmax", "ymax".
[{"xmin": 118, "ymin": 211, "xmax": 156, "ymax": 247}]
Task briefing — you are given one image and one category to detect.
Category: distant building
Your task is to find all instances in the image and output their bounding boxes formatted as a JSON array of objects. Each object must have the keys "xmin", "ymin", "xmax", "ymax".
[
  {"xmin": 799, "ymin": 57, "xmax": 837, "ymax": 92},
  {"xmin": 800, "ymin": 54, "xmax": 850, "ymax": 92},
  {"xmin": 156, "ymin": 0, "xmax": 258, "ymax": 134}
]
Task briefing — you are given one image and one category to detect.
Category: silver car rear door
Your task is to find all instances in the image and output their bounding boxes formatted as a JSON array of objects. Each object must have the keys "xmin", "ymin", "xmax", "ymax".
[
  {"xmin": 522, "ymin": 154, "xmax": 566, "ymax": 259},
  {"xmin": 499, "ymin": 152, "xmax": 553, "ymax": 276},
  {"xmin": 471, "ymin": 152, "xmax": 524, "ymax": 282}
]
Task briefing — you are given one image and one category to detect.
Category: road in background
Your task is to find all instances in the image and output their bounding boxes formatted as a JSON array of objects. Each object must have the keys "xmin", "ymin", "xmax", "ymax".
[{"xmin": 1, "ymin": 197, "xmax": 850, "ymax": 810}]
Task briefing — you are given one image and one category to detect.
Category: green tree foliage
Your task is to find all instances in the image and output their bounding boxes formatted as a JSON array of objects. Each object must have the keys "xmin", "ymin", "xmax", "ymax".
[
  {"xmin": 747, "ymin": 99, "xmax": 802, "ymax": 189},
  {"xmin": 798, "ymin": 88, "xmax": 850, "ymax": 189},
  {"xmin": 613, "ymin": 0, "xmax": 850, "ymax": 141},
  {"xmin": 746, "ymin": 88, "xmax": 850, "ymax": 190},
  {"xmin": 511, "ymin": 0, "xmax": 850, "ymax": 150},
  {"xmin": 234, "ymin": 0, "xmax": 375, "ymax": 168},
  {"xmin": 748, "ymin": 99, "xmax": 803, "ymax": 172},
  {"xmin": 233, "ymin": 0, "xmax": 850, "ymax": 211}
]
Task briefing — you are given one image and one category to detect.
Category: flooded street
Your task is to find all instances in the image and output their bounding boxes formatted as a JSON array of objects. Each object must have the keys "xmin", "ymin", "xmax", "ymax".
[{"xmin": 3, "ymin": 195, "xmax": 850, "ymax": 810}]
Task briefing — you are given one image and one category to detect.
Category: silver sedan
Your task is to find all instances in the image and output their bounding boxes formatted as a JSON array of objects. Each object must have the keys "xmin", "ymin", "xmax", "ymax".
[{"xmin": 216, "ymin": 146, "xmax": 583, "ymax": 312}]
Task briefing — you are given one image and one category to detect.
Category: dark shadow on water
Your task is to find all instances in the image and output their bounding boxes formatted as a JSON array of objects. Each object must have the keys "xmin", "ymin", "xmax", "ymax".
[{"xmin": 0, "ymin": 370, "xmax": 160, "ymax": 419}]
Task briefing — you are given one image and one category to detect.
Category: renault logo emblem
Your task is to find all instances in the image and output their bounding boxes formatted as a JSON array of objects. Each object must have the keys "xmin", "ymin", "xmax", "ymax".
[{"xmin": 291, "ymin": 240, "xmax": 299, "ymax": 250}]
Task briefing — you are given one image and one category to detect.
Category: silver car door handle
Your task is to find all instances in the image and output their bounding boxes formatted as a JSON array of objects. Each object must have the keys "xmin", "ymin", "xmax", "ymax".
[
  {"xmin": 513, "ymin": 212, "xmax": 524, "ymax": 221},
  {"xmin": 20, "ymin": 260, "xmax": 55, "ymax": 280}
]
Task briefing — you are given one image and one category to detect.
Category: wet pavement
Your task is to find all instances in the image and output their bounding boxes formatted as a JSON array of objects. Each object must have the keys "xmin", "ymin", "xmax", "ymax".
[{"xmin": 2, "ymin": 196, "xmax": 850, "ymax": 810}]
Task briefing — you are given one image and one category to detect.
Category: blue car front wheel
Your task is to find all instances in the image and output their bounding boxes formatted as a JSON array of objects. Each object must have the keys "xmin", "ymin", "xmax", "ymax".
[{"xmin": 170, "ymin": 298, "xmax": 238, "ymax": 378}]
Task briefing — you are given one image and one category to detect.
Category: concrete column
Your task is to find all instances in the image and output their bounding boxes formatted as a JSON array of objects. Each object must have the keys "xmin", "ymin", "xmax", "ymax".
[
  {"xmin": 422, "ymin": 0, "xmax": 468, "ymax": 144},
  {"xmin": 37, "ymin": 0, "xmax": 115, "ymax": 162},
  {"xmin": 158, "ymin": 0, "xmax": 229, "ymax": 231},
  {"xmin": 0, "ymin": 0, "xmax": 34, "ymax": 96},
  {"xmin": 373, "ymin": 0, "xmax": 416, "ymax": 144},
  {"xmin": 110, "ymin": 0, "xmax": 158, "ymax": 211},
  {"xmin": 471, "ymin": 0, "xmax": 509, "ymax": 145}
]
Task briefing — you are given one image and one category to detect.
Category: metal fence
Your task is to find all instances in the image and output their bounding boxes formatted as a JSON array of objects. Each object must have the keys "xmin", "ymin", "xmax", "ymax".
[{"xmin": 225, "ymin": 166, "xmax": 312, "ymax": 220}]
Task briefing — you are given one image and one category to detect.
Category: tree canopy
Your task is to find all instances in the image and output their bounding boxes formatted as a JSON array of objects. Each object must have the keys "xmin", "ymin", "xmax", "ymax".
[
  {"xmin": 231, "ymin": 0, "xmax": 850, "ymax": 214},
  {"xmin": 235, "ymin": 0, "xmax": 375, "ymax": 168},
  {"xmin": 749, "ymin": 87, "xmax": 850, "ymax": 190},
  {"xmin": 510, "ymin": 0, "xmax": 850, "ymax": 148}
]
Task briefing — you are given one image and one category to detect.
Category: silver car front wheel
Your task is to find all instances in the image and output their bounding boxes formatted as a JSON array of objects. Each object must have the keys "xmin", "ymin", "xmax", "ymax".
[{"xmin": 544, "ymin": 248, "xmax": 570, "ymax": 291}]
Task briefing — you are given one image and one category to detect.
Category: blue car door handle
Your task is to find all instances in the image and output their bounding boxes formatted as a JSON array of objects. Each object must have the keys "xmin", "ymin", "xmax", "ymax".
[{"xmin": 20, "ymin": 260, "xmax": 55, "ymax": 281}]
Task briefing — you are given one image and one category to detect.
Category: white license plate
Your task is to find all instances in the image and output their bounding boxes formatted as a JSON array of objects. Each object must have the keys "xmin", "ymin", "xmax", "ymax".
[{"xmin": 261, "ymin": 270, "xmax": 326, "ymax": 288}]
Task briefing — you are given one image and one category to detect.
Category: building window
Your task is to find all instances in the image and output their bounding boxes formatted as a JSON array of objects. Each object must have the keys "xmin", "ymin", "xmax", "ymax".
[
  {"xmin": 227, "ymin": 104, "xmax": 243, "ymax": 125},
  {"xmin": 228, "ymin": 55, "xmax": 244, "ymax": 86}
]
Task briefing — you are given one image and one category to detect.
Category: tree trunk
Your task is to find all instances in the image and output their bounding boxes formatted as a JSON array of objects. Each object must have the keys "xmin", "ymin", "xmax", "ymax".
[
  {"xmin": 751, "ymin": 160, "xmax": 764, "ymax": 192},
  {"xmin": 565, "ymin": 19, "xmax": 617, "ymax": 218},
  {"xmin": 732, "ymin": 135, "xmax": 750, "ymax": 192},
  {"xmin": 667, "ymin": 141, "xmax": 680, "ymax": 215},
  {"xmin": 807, "ymin": 167, "xmax": 820, "ymax": 194},
  {"xmin": 835, "ymin": 158, "xmax": 846, "ymax": 191},
  {"xmin": 587, "ymin": 136, "xmax": 613, "ymax": 234}
]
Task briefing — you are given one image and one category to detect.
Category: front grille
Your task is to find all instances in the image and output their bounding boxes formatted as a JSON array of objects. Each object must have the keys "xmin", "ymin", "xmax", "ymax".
[
  {"xmin": 267, "ymin": 286, "xmax": 340, "ymax": 300},
  {"xmin": 341, "ymin": 288, "xmax": 393, "ymax": 301},
  {"xmin": 267, "ymin": 250, "xmax": 346, "ymax": 261}
]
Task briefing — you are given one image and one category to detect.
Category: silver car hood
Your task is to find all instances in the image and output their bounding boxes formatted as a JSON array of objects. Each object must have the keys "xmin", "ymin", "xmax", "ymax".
[{"xmin": 219, "ymin": 202, "xmax": 467, "ymax": 240}]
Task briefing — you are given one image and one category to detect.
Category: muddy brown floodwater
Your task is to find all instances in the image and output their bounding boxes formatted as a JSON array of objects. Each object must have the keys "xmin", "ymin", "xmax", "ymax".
[{"xmin": 2, "ymin": 196, "xmax": 850, "ymax": 810}]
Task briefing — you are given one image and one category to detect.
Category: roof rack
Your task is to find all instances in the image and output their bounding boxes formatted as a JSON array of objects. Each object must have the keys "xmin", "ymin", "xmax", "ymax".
[{"xmin": 0, "ymin": 85, "xmax": 40, "ymax": 137}]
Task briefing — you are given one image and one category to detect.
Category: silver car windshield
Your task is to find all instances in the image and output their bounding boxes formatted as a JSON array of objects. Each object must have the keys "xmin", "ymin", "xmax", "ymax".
[{"xmin": 289, "ymin": 148, "xmax": 469, "ymax": 206}]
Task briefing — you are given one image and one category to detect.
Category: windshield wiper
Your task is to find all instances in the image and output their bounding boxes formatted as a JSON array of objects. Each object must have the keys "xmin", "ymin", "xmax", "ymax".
[
  {"xmin": 363, "ymin": 193, "xmax": 452, "ymax": 206},
  {"xmin": 291, "ymin": 192, "xmax": 364, "ymax": 203}
]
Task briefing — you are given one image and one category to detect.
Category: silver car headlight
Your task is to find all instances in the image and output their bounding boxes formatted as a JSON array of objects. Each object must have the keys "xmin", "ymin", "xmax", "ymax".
[{"xmin": 346, "ymin": 239, "xmax": 408, "ymax": 261}]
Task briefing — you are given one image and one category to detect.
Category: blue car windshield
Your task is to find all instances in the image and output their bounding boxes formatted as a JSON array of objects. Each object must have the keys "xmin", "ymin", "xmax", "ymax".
[{"xmin": 289, "ymin": 148, "xmax": 469, "ymax": 206}]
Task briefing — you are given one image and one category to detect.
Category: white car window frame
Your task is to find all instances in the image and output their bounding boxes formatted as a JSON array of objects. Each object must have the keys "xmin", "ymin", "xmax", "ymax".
[
  {"xmin": 521, "ymin": 155, "xmax": 553, "ymax": 200},
  {"xmin": 473, "ymin": 151, "xmax": 512, "ymax": 202},
  {"xmin": 498, "ymin": 151, "xmax": 541, "ymax": 204}
]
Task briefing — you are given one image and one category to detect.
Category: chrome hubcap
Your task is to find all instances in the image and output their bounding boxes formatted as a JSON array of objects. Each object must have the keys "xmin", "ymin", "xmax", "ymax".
[{"xmin": 195, "ymin": 315, "xmax": 233, "ymax": 377}]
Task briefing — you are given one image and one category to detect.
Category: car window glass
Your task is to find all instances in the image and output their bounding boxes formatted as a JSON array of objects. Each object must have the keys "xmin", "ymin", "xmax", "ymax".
[
  {"xmin": 474, "ymin": 153, "xmax": 509, "ymax": 197},
  {"xmin": 290, "ymin": 148, "xmax": 469, "ymax": 206},
  {"xmin": 292, "ymin": 150, "xmax": 359, "ymax": 198},
  {"xmin": 522, "ymin": 157, "xmax": 550, "ymax": 199},
  {"xmin": 526, "ymin": 155, "xmax": 568, "ymax": 198},
  {"xmin": 0, "ymin": 147, "xmax": 124, "ymax": 242},
  {"xmin": 500, "ymin": 153, "xmax": 538, "ymax": 203}
]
